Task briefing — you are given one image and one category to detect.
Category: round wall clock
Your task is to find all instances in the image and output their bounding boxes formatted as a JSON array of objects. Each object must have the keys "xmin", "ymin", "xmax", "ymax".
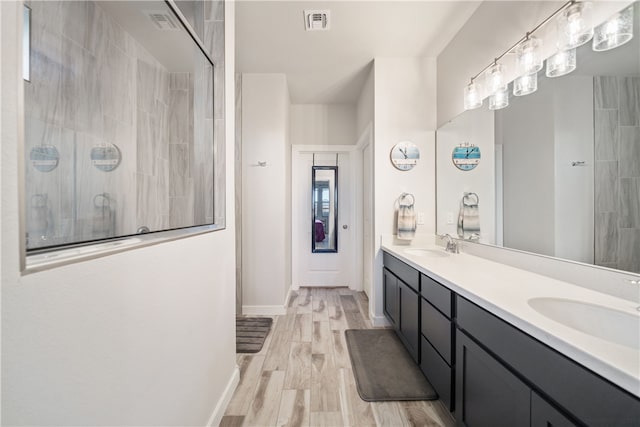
[
  {"xmin": 390, "ymin": 141, "xmax": 420, "ymax": 171},
  {"xmin": 452, "ymin": 143, "xmax": 481, "ymax": 171}
]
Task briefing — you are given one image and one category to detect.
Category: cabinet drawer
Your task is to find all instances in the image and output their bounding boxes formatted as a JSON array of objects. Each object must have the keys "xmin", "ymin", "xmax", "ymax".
[
  {"xmin": 421, "ymin": 273, "xmax": 452, "ymax": 318},
  {"xmin": 383, "ymin": 252, "xmax": 420, "ymax": 292},
  {"xmin": 420, "ymin": 335, "xmax": 452, "ymax": 411},
  {"xmin": 457, "ymin": 296, "xmax": 640, "ymax": 426},
  {"xmin": 421, "ymin": 298, "xmax": 452, "ymax": 364}
]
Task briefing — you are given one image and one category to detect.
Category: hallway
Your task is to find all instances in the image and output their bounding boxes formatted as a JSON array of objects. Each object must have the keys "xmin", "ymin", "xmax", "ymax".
[{"xmin": 221, "ymin": 288, "xmax": 454, "ymax": 427}]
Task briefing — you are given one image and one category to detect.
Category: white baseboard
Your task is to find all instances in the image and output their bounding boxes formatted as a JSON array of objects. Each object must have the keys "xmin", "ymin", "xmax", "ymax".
[
  {"xmin": 371, "ymin": 314, "xmax": 391, "ymax": 327},
  {"xmin": 242, "ymin": 305, "xmax": 287, "ymax": 315},
  {"xmin": 207, "ymin": 365, "xmax": 240, "ymax": 427}
]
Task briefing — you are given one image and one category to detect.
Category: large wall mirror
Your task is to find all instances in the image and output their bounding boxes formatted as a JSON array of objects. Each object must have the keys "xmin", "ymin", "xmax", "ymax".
[
  {"xmin": 23, "ymin": 0, "xmax": 219, "ymax": 253},
  {"xmin": 437, "ymin": 1, "xmax": 640, "ymax": 275},
  {"xmin": 312, "ymin": 166, "xmax": 338, "ymax": 253}
]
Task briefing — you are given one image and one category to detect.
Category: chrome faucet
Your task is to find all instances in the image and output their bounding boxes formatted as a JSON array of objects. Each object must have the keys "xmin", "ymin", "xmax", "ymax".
[{"xmin": 440, "ymin": 234, "xmax": 459, "ymax": 254}]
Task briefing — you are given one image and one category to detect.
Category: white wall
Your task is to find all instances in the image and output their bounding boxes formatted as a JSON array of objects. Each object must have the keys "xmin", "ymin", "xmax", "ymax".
[
  {"xmin": 497, "ymin": 80, "xmax": 556, "ymax": 257},
  {"xmin": 1, "ymin": 1, "xmax": 238, "ymax": 425},
  {"xmin": 241, "ymin": 73, "xmax": 291, "ymax": 312},
  {"xmin": 552, "ymin": 76, "xmax": 594, "ymax": 263},
  {"xmin": 496, "ymin": 76, "xmax": 594, "ymax": 261},
  {"xmin": 436, "ymin": 107, "xmax": 495, "ymax": 244},
  {"xmin": 371, "ymin": 57, "xmax": 437, "ymax": 325},
  {"xmin": 290, "ymin": 104, "xmax": 357, "ymax": 146},
  {"xmin": 356, "ymin": 65, "xmax": 375, "ymax": 138}
]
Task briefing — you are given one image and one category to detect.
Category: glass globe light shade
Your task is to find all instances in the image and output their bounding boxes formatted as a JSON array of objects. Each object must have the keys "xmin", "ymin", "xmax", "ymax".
[
  {"xmin": 593, "ymin": 4, "xmax": 634, "ymax": 52},
  {"xmin": 489, "ymin": 88, "xmax": 509, "ymax": 110},
  {"xmin": 464, "ymin": 81, "xmax": 483, "ymax": 110},
  {"xmin": 516, "ymin": 36, "xmax": 543, "ymax": 75},
  {"xmin": 546, "ymin": 49, "xmax": 577, "ymax": 78},
  {"xmin": 557, "ymin": 2, "xmax": 593, "ymax": 50},
  {"xmin": 485, "ymin": 63, "xmax": 507, "ymax": 94},
  {"xmin": 513, "ymin": 73, "xmax": 538, "ymax": 96}
]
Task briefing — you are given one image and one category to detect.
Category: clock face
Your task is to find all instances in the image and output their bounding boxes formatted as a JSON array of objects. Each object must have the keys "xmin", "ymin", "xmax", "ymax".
[
  {"xmin": 452, "ymin": 144, "xmax": 481, "ymax": 171},
  {"xmin": 390, "ymin": 141, "xmax": 420, "ymax": 171}
]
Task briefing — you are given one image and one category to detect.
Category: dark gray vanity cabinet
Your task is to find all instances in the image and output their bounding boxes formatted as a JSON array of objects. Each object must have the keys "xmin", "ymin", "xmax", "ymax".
[
  {"xmin": 420, "ymin": 273, "xmax": 455, "ymax": 411},
  {"xmin": 383, "ymin": 253, "xmax": 420, "ymax": 362},
  {"xmin": 456, "ymin": 296, "xmax": 640, "ymax": 427}
]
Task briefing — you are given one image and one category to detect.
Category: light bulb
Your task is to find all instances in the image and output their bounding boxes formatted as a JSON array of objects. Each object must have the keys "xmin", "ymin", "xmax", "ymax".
[{"xmin": 593, "ymin": 4, "xmax": 634, "ymax": 52}]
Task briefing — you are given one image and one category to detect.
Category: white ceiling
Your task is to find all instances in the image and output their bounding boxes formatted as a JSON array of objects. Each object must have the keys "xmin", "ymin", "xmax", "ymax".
[{"xmin": 236, "ymin": 1, "xmax": 481, "ymax": 104}]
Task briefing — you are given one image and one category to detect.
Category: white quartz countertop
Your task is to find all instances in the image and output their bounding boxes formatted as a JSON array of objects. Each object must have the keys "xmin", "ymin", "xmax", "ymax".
[{"xmin": 381, "ymin": 237, "xmax": 640, "ymax": 398}]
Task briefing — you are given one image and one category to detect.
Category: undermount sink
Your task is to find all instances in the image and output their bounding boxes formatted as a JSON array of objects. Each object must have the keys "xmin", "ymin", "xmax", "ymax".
[
  {"xmin": 528, "ymin": 297, "xmax": 640, "ymax": 350},
  {"xmin": 403, "ymin": 248, "xmax": 449, "ymax": 258}
]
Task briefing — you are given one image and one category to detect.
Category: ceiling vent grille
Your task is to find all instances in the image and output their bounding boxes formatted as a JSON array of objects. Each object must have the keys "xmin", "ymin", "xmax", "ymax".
[
  {"xmin": 304, "ymin": 10, "xmax": 330, "ymax": 31},
  {"xmin": 146, "ymin": 11, "xmax": 179, "ymax": 31}
]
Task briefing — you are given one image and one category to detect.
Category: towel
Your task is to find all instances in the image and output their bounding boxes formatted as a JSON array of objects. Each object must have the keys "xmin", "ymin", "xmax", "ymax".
[
  {"xmin": 457, "ymin": 193, "xmax": 480, "ymax": 240},
  {"xmin": 397, "ymin": 195, "xmax": 416, "ymax": 240}
]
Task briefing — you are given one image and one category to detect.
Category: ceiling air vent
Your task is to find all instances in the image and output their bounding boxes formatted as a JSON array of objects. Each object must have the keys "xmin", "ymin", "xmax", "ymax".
[
  {"xmin": 304, "ymin": 10, "xmax": 330, "ymax": 31},
  {"xmin": 146, "ymin": 11, "xmax": 179, "ymax": 31}
]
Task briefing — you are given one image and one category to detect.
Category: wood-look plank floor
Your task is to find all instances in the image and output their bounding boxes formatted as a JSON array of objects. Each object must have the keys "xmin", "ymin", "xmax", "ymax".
[{"xmin": 222, "ymin": 288, "xmax": 455, "ymax": 427}]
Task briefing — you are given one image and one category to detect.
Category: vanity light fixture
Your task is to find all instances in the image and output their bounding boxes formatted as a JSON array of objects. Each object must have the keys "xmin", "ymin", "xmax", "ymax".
[
  {"xmin": 557, "ymin": 2, "xmax": 593, "ymax": 50},
  {"xmin": 516, "ymin": 35, "xmax": 543, "ymax": 75},
  {"xmin": 513, "ymin": 73, "xmax": 538, "ymax": 96},
  {"xmin": 593, "ymin": 4, "xmax": 634, "ymax": 51},
  {"xmin": 489, "ymin": 87, "xmax": 509, "ymax": 110},
  {"xmin": 546, "ymin": 48, "xmax": 577, "ymax": 77},
  {"xmin": 463, "ymin": 79, "xmax": 483, "ymax": 110}
]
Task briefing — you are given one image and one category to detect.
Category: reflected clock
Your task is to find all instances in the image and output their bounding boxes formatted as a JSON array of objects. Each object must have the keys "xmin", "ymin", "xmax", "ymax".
[
  {"xmin": 390, "ymin": 141, "xmax": 420, "ymax": 171},
  {"xmin": 452, "ymin": 143, "xmax": 481, "ymax": 171}
]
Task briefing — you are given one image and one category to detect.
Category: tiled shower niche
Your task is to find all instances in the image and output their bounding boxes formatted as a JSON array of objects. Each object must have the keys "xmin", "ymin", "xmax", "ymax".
[{"xmin": 24, "ymin": 0, "xmax": 217, "ymax": 250}]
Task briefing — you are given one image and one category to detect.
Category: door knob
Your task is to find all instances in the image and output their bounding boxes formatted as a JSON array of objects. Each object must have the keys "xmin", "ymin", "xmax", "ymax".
[{"xmin": 342, "ymin": 225, "xmax": 348, "ymax": 229}]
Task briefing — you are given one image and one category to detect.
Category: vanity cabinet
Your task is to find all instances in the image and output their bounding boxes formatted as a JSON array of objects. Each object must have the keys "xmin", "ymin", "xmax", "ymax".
[
  {"xmin": 456, "ymin": 296, "xmax": 640, "ymax": 427},
  {"xmin": 381, "ymin": 250, "xmax": 640, "ymax": 426},
  {"xmin": 383, "ymin": 253, "xmax": 420, "ymax": 362}
]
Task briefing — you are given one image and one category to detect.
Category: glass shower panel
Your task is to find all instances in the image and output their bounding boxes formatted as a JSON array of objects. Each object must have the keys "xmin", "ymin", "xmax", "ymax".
[{"xmin": 24, "ymin": 0, "xmax": 215, "ymax": 251}]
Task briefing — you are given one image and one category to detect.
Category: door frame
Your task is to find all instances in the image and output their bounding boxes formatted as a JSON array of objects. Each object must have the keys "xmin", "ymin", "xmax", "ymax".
[
  {"xmin": 291, "ymin": 145, "xmax": 362, "ymax": 291},
  {"xmin": 356, "ymin": 124, "xmax": 373, "ymax": 300}
]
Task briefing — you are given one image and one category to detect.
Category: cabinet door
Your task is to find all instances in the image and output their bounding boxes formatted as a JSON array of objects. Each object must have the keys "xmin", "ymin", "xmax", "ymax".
[
  {"xmin": 531, "ymin": 392, "xmax": 578, "ymax": 427},
  {"xmin": 456, "ymin": 330, "xmax": 530, "ymax": 427},
  {"xmin": 398, "ymin": 280, "xmax": 420, "ymax": 362},
  {"xmin": 383, "ymin": 268, "xmax": 398, "ymax": 327}
]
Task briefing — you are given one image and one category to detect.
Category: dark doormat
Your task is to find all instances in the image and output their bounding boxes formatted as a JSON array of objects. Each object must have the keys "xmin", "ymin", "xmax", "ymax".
[
  {"xmin": 345, "ymin": 329, "xmax": 438, "ymax": 401},
  {"xmin": 236, "ymin": 317, "xmax": 273, "ymax": 353}
]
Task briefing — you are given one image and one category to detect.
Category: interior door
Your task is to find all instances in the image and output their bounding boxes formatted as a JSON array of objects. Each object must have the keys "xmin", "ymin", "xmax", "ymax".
[{"xmin": 293, "ymin": 151, "xmax": 351, "ymax": 287}]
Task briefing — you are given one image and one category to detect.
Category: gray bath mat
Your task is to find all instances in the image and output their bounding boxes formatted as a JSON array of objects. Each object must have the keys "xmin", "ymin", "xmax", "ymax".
[
  {"xmin": 345, "ymin": 329, "xmax": 438, "ymax": 401},
  {"xmin": 236, "ymin": 317, "xmax": 273, "ymax": 353}
]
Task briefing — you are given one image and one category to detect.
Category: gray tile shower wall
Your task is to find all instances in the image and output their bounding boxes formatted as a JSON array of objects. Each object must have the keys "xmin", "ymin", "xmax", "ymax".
[
  {"xmin": 25, "ymin": 0, "xmax": 224, "ymax": 249},
  {"xmin": 594, "ymin": 76, "xmax": 640, "ymax": 273}
]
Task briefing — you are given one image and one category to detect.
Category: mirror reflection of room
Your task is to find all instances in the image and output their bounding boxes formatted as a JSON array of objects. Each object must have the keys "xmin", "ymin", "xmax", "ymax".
[{"xmin": 312, "ymin": 166, "xmax": 338, "ymax": 253}]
